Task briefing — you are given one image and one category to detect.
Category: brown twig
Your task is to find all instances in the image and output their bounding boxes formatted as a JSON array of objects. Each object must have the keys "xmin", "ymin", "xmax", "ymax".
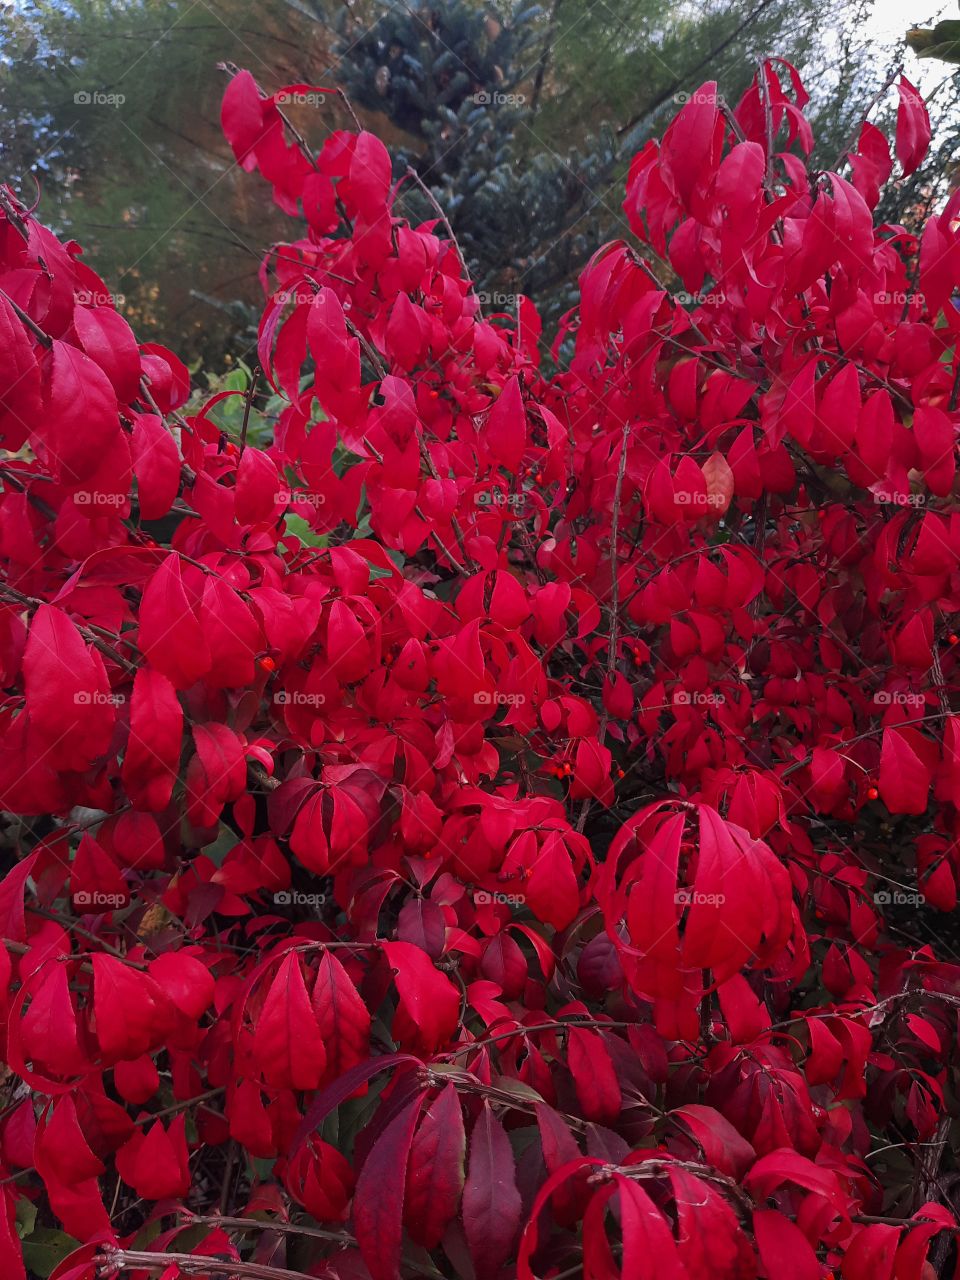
[
  {"xmin": 831, "ymin": 65, "xmax": 904, "ymax": 173},
  {"xmin": 336, "ymin": 87, "xmax": 363, "ymax": 133},
  {"xmin": 181, "ymin": 1214, "xmax": 351, "ymax": 1245},
  {"xmin": 96, "ymin": 1248, "xmax": 319, "ymax": 1280},
  {"xmin": 404, "ymin": 165, "xmax": 474, "ymax": 292},
  {"xmin": 577, "ymin": 419, "xmax": 631, "ymax": 834},
  {"xmin": 0, "ymin": 583, "xmax": 137, "ymax": 674},
  {"xmin": 0, "ymin": 287, "xmax": 52, "ymax": 347},
  {"xmin": 239, "ymin": 366, "xmax": 260, "ymax": 454}
]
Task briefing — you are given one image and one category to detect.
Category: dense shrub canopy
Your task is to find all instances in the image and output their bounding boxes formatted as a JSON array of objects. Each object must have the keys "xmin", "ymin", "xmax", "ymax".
[{"xmin": 0, "ymin": 54, "xmax": 959, "ymax": 1280}]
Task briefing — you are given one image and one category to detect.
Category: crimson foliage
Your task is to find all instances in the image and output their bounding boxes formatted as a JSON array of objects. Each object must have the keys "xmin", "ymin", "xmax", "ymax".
[{"xmin": 0, "ymin": 55, "xmax": 957, "ymax": 1280}]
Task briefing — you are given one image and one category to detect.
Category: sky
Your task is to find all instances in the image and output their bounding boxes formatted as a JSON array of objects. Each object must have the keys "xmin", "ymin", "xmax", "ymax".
[{"xmin": 867, "ymin": 0, "xmax": 956, "ymax": 92}]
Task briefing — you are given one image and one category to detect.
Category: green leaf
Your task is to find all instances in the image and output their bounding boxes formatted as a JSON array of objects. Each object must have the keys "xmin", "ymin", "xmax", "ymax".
[
  {"xmin": 282, "ymin": 513, "xmax": 328, "ymax": 549},
  {"xmin": 907, "ymin": 21, "xmax": 960, "ymax": 60},
  {"xmin": 22, "ymin": 1229, "xmax": 81, "ymax": 1278},
  {"xmin": 14, "ymin": 1199, "xmax": 36, "ymax": 1238}
]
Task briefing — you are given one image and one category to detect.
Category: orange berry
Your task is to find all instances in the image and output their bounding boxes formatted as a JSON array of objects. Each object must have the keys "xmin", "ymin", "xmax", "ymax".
[
  {"xmin": 950, "ymin": 634, "xmax": 959, "ymax": 645},
  {"xmin": 258, "ymin": 656, "xmax": 276, "ymax": 672},
  {"xmin": 867, "ymin": 786, "xmax": 879, "ymax": 801}
]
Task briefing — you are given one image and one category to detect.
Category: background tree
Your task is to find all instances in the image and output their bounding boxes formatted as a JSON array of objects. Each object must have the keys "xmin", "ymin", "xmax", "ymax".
[{"xmin": 3, "ymin": 0, "xmax": 958, "ymax": 362}]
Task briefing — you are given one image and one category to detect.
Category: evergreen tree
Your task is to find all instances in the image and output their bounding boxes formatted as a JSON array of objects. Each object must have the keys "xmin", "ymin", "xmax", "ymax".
[{"xmin": 3, "ymin": 0, "xmax": 957, "ymax": 359}]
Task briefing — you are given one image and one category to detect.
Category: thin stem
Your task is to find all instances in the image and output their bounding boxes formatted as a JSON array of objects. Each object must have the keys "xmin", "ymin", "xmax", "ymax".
[
  {"xmin": 404, "ymin": 166, "xmax": 474, "ymax": 293},
  {"xmin": 831, "ymin": 65, "xmax": 903, "ymax": 172},
  {"xmin": 577, "ymin": 419, "xmax": 630, "ymax": 834},
  {"xmin": 336, "ymin": 87, "xmax": 363, "ymax": 133},
  {"xmin": 0, "ymin": 583, "xmax": 136, "ymax": 674},
  {"xmin": 182, "ymin": 1214, "xmax": 351, "ymax": 1244},
  {"xmin": 239, "ymin": 366, "xmax": 260, "ymax": 455},
  {"xmin": 0, "ymin": 288, "xmax": 52, "ymax": 347},
  {"xmin": 97, "ymin": 1248, "xmax": 320, "ymax": 1280}
]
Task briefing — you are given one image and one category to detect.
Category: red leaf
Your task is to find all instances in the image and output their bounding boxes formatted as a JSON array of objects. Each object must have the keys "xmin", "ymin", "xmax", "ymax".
[
  {"xmin": 147, "ymin": 951, "xmax": 214, "ymax": 1020},
  {"xmin": 131, "ymin": 413, "xmax": 181, "ymax": 520},
  {"xmin": 115, "ymin": 1115, "xmax": 190, "ymax": 1200},
  {"xmin": 382, "ymin": 940, "xmax": 460, "ymax": 1053},
  {"xmin": 255, "ymin": 952, "xmax": 327, "ymax": 1090},
  {"xmin": 753, "ymin": 1209, "xmax": 820, "ymax": 1280},
  {"xmin": 463, "ymin": 1102, "xmax": 522, "ymax": 1280},
  {"xmin": 672, "ymin": 1105, "xmax": 756, "ymax": 1180},
  {"xmin": 0, "ymin": 1188, "xmax": 25, "ymax": 1280},
  {"xmin": 525, "ymin": 830, "xmax": 580, "ymax": 930},
  {"xmin": 221, "ymin": 69, "xmax": 267, "ymax": 169},
  {"xmin": 879, "ymin": 726, "xmax": 936, "ymax": 815},
  {"xmin": 404, "ymin": 1082, "xmax": 466, "ymax": 1248},
  {"xmin": 292, "ymin": 1053, "xmax": 422, "ymax": 1156},
  {"xmin": 311, "ymin": 949, "xmax": 372, "ymax": 1081},
  {"xmin": 73, "ymin": 305, "xmax": 141, "ymax": 405},
  {"xmin": 121, "ymin": 666, "xmax": 183, "ymax": 812},
  {"xmin": 92, "ymin": 955, "xmax": 173, "ymax": 1063},
  {"xmin": 34, "ymin": 1096, "xmax": 111, "ymax": 1241},
  {"xmin": 235, "ymin": 447, "xmax": 280, "ymax": 524},
  {"xmin": 185, "ymin": 722, "xmax": 247, "ymax": 828},
  {"xmin": 138, "ymin": 554, "xmax": 211, "ymax": 689},
  {"xmin": 0, "ymin": 292, "xmax": 42, "ymax": 449},
  {"xmin": 896, "ymin": 76, "xmax": 931, "ymax": 177},
  {"xmin": 18, "ymin": 962, "xmax": 87, "ymax": 1079},
  {"xmin": 23, "ymin": 605, "xmax": 115, "ymax": 772},
  {"xmin": 485, "ymin": 375, "xmax": 526, "ymax": 473},
  {"xmin": 617, "ymin": 1176, "xmax": 688, "ymax": 1278},
  {"xmin": 41, "ymin": 341, "xmax": 120, "ymax": 484},
  {"xmin": 567, "ymin": 1027, "xmax": 621, "ymax": 1123},
  {"xmin": 354, "ymin": 1093, "xmax": 426, "ymax": 1280},
  {"xmin": 660, "ymin": 81, "xmax": 722, "ymax": 210}
]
